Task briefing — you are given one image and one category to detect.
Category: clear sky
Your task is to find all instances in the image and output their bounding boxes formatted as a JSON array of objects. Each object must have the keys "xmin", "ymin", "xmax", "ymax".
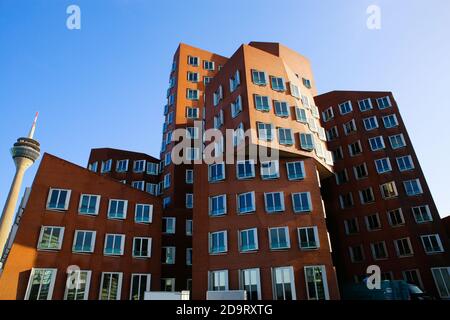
[{"xmin": 0, "ymin": 0, "xmax": 449, "ymax": 217}]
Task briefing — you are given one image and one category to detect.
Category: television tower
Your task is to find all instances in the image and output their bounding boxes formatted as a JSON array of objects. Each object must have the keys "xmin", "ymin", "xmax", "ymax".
[{"xmin": 0, "ymin": 113, "xmax": 41, "ymax": 258}]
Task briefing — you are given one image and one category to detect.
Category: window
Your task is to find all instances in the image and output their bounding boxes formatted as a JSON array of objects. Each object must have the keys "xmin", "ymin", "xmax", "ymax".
[
  {"xmin": 185, "ymin": 169, "xmax": 193, "ymax": 184},
  {"xmin": 359, "ymin": 187, "xmax": 375, "ymax": 204},
  {"xmin": 133, "ymin": 237, "xmax": 152, "ymax": 258},
  {"xmin": 383, "ymin": 114, "xmax": 398, "ymax": 128},
  {"xmin": 269, "ymin": 227, "xmax": 290, "ymax": 249},
  {"xmin": 239, "ymin": 228, "xmax": 258, "ymax": 252},
  {"xmin": 421, "ymin": 234, "xmax": 444, "ymax": 254},
  {"xmin": 257, "ymin": 122, "xmax": 273, "ymax": 141},
  {"xmin": 264, "ymin": 192, "xmax": 285, "ymax": 213},
  {"xmin": 229, "ymin": 70, "xmax": 241, "ymax": 92},
  {"xmin": 292, "ymin": 192, "xmax": 312, "ymax": 213},
  {"xmin": 254, "ymin": 95, "xmax": 270, "ymax": 111},
  {"xmin": 344, "ymin": 218, "xmax": 359, "ymax": 235},
  {"xmin": 186, "ymin": 107, "xmax": 199, "ymax": 119},
  {"xmin": 365, "ymin": 213, "xmax": 381, "ymax": 231},
  {"xmin": 394, "ymin": 238, "xmax": 414, "ymax": 257},
  {"xmin": 132, "ymin": 160, "xmax": 146, "ymax": 173},
  {"xmin": 64, "ymin": 270, "xmax": 91, "ymax": 300},
  {"xmin": 363, "ymin": 116, "xmax": 378, "ymax": 131},
  {"xmin": 208, "ymin": 163, "xmax": 225, "ymax": 182},
  {"xmin": 134, "ymin": 204, "xmax": 152, "ymax": 224},
  {"xmin": 209, "ymin": 270, "xmax": 228, "ymax": 291},
  {"xmin": 308, "ymin": 117, "xmax": 318, "ymax": 132},
  {"xmin": 213, "ymin": 110, "xmax": 224, "ymax": 128},
  {"xmin": 146, "ymin": 162, "xmax": 158, "ymax": 175},
  {"xmin": 270, "ymin": 76, "xmax": 285, "ymax": 91},
  {"xmin": 145, "ymin": 183, "xmax": 157, "ymax": 195},
  {"xmin": 168, "ymin": 94, "xmax": 175, "ymax": 106},
  {"xmin": 349, "ymin": 245, "xmax": 364, "ymax": 262},
  {"xmin": 369, "ymin": 136, "xmax": 385, "ymax": 151},
  {"xmin": 163, "ymin": 173, "xmax": 171, "ymax": 189},
  {"xmin": 338, "ymin": 101, "xmax": 352, "ymax": 115},
  {"xmin": 188, "ymin": 56, "xmax": 199, "ymax": 66},
  {"xmin": 290, "ymin": 83, "xmax": 300, "ymax": 98},
  {"xmin": 375, "ymin": 157, "xmax": 392, "ymax": 174},
  {"xmin": 402, "ymin": 269, "xmax": 423, "ymax": 288},
  {"xmin": 164, "ymin": 153, "xmax": 171, "ymax": 166},
  {"xmin": 389, "ymin": 134, "xmax": 406, "ymax": 149},
  {"xmin": 322, "ymin": 107, "xmax": 334, "ymax": 123},
  {"xmin": 104, "ymin": 234, "xmax": 125, "ymax": 256},
  {"xmin": 278, "ymin": 128, "xmax": 294, "ymax": 145},
  {"xmin": 396, "ymin": 155, "xmax": 414, "ymax": 171},
  {"xmin": 343, "ymin": 119, "xmax": 357, "ymax": 135},
  {"xmin": 162, "ymin": 217, "xmax": 176, "ymax": 234},
  {"xmin": 73, "ymin": 230, "xmax": 96, "ymax": 253},
  {"xmin": 272, "ymin": 266, "xmax": 296, "ymax": 300},
  {"xmin": 339, "ymin": 193, "xmax": 354, "ymax": 209},
  {"xmin": 78, "ymin": 194, "xmax": 100, "ymax": 215},
  {"xmin": 203, "ymin": 60, "xmax": 215, "ymax": 70},
  {"xmin": 209, "ymin": 194, "xmax": 227, "ymax": 216},
  {"xmin": 261, "ymin": 160, "xmax": 279, "ymax": 179},
  {"xmin": 404, "ymin": 179, "xmax": 423, "ymax": 196},
  {"xmin": 209, "ymin": 230, "xmax": 228, "ymax": 254},
  {"xmin": 101, "ymin": 159, "xmax": 112, "ymax": 173},
  {"xmin": 348, "ymin": 140, "xmax": 362, "ymax": 156},
  {"xmin": 162, "ymin": 246, "xmax": 176, "ymax": 264},
  {"xmin": 99, "ymin": 272, "xmax": 122, "ymax": 300},
  {"xmin": 25, "ymin": 268, "xmax": 57, "ymax": 300},
  {"xmin": 298, "ymin": 227, "xmax": 319, "ymax": 249},
  {"xmin": 213, "ymin": 85, "xmax": 223, "ymax": 106},
  {"xmin": 300, "ymin": 77, "xmax": 311, "ymax": 88},
  {"xmin": 412, "ymin": 205, "xmax": 433, "ymax": 223},
  {"xmin": 204, "ymin": 76, "xmax": 212, "ymax": 85},
  {"xmin": 274, "ymin": 100, "xmax": 289, "ymax": 117},
  {"xmin": 380, "ymin": 181, "xmax": 398, "ymax": 199},
  {"xmin": 187, "ymin": 147, "xmax": 200, "ymax": 161},
  {"xmin": 240, "ymin": 269, "xmax": 261, "ymax": 300},
  {"xmin": 233, "ymin": 122, "xmax": 245, "ymax": 146},
  {"xmin": 163, "ymin": 196, "xmax": 171, "ymax": 209},
  {"xmin": 187, "ymin": 71, "xmax": 199, "ymax": 82},
  {"xmin": 304, "ymin": 266, "xmax": 329, "ymax": 300},
  {"xmin": 231, "ymin": 95, "xmax": 243, "ymax": 118},
  {"xmin": 130, "ymin": 274, "xmax": 151, "ymax": 300},
  {"xmin": 326, "ymin": 126, "xmax": 339, "ymax": 141},
  {"xmin": 187, "ymin": 89, "xmax": 199, "ymax": 100},
  {"xmin": 295, "ymin": 107, "xmax": 308, "ymax": 123},
  {"xmin": 358, "ymin": 98, "xmax": 373, "ymax": 112},
  {"xmin": 431, "ymin": 267, "xmax": 450, "ymax": 299},
  {"xmin": 46, "ymin": 188, "xmax": 71, "ymax": 211},
  {"xmin": 108, "ymin": 199, "xmax": 128, "ymax": 219},
  {"xmin": 353, "ymin": 163, "xmax": 368, "ymax": 179},
  {"xmin": 186, "ymin": 193, "xmax": 193, "ymax": 209},
  {"xmin": 335, "ymin": 169, "xmax": 349, "ymax": 185},
  {"xmin": 236, "ymin": 160, "xmax": 255, "ymax": 179},
  {"xmin": 116, "ymin": 159, "xmax": 129, "ymax": 172},
  {"xmin": 132, "ymin": 181, "xmax": 145, "ymax": 191},
  {"xmin": 37, "ymin": 226, "xmax": 64, "ymax": 250},
  {"xmin": 237, "ymin": 192, "xmax": 256, "ymax": 214},
  {"xmin": 371, "ymin": 241, "xmax": 388, "ymax": 260},
  {"xmin": 300, "ymin": 133, "xmax": 314, "ymax": 150},
  {"xmin": 387, "ymin": 208, "xmax": 405, "ymax": 227},
  {"xmin": 186, "ymin": 219, "xmax": 193, "ymax": 236},
  {"xmin": 88, "ymin": 162, "xmax": 98, "ymax": 172},
  {"xmin": 286, "ymin": 161, "xmax": 305, "ymax": 180},
  {"xmin": 161, "ymin": 278, "xmax": 176, "ymax": 292},
  {"xmin": 377, "ymin": 96, "xmax": 392, "ymax": 109},
  {"xmin": 186, "ymin": 248, "xmax": 192, "ymax": 266}
]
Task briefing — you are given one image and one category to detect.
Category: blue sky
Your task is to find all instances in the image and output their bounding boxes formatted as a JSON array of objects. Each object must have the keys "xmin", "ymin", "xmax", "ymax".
[{"xmin": 0, "ymin": 0, "xmax": 449, "ymax": 217}]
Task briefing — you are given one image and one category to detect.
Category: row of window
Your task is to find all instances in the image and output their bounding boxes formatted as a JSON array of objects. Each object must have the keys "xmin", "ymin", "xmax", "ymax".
[
  {"xmin": 187, "ymin": 56, "xmax": 217, "ymax": 70},
  {"xmin": 46, "ymin": 188, "xmax": 153, "ymax": 223},
  {"xmin": 339, "ymin": 178, "xmax": 424, "ymax": 209},
  {"xmin": 89, "ymin": 159, "xmax": 159, "ymax": 175},
  {"xmin": 322, "ymin": 96, "xmax": 392, "ymax": 122},
  {"xmin": 344, "ymin": 205, "xmax": 434, "ymax": 234},
  {"xmin": 347, "ymin": 233, "xmax": 445, "ymax": 262},
  {"xmin": 208, "ymin": 265, "xmax": 329, "ymax": 300}
]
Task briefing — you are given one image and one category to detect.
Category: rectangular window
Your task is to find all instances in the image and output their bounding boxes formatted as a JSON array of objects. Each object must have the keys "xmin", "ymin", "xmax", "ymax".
[
  {"xmin": 231, "ymin": 95, "xmax": 243, "ymax": 118},
  {"xmin": 163, "ymin": 173, "xmax": 171, "ymax": 189},
  {"xmin": 239, "ymin": 228, "xmax": 258, "ymax": 252},
  {"xmin": 88, "ymin": 162, "xmax": 98, "ymax": 172},
  {"xmin": 209, "ymin": 194, "xmax": 227, "ymax": 216},
  {"xmin": 396, "ymin": 155, "xmax": 414, "ymax": 171},
  {"xmin": 380, "ymin": 181, "xmax": 398, "ymax": 199},
  {"xmin": 264, "ymin": 192, "xmax": 285, "ymax": 213},
  {"xmin": 272, "ymin": 266, "xmax": 296, "ymax": 300},
  {"xmin": 185, "ymin": 169, "xmax": 193, "ymax": 184},
  {"xmin": 375, "ymin": 157, "xmax": 392, "ymax": 174},
  {"xmin": 363, "ymin": 116, "xmax": 378, "ymax": 131},
  {"xmin": 46, "ymin": 188, "xmax": 71, "ymax": 211},
  {"xmin": 209, "ymin": 270, "xmax": 229, "ymax": 291},
  {"xmin": 208, "ymin": 163, "xmax": 225, "ymax": 182},
  {"xmin": 64, "ymin": 270, "xmax": 91, "ymax": 300},
  {"xmin": 72, "ymin": 230, "xmax": 96, "ymax": 253},
  {"xmin": 135, "ymin": 204, "xmax": 152, "ymax": 224},
  {"xmin": 145, "ymin": 183, "xmax": 157, "ymax": 195},
  {"xmin": 78, "ymin": 194, "xmax": 100, "ymax": 215},
  {"xmin": 37, "ymin": 226, "xmax": 64, "ymax": 250},
  {"xmin": 431, "ymin": 267, "xmax": 450, "ymax": 299},
  {"xmin": 116, "ymin": 159, "xmax": 129, "ymax": 172},
  {"xmin": 326, "ymin": 126, "xmax": 339, "ymax": 141},
  {"xmin": 274, "ymin": 100, "xmax": 289, "ymax": 117},
  {"xmin": 101, "ymin": 159, "xmax": 112, "ymax": 173},
  {"xmin": 186, "ymin": 219, "xmax": 193, "ymax": 236},
  {"xmin": 187, "ymin": 71, "xmax": 199, "ymax": 82},
  {"xmin": 133, "ymin": 237, "xmax": 152, "ymax": 258},
  {"xmin": 369, "ymin": 136, "xmax": 385, "ymax": 151},
  {"xmin": 389, "ymin": 134, "xmax": 406, "ymax": 149},
  {"xmin": 236, "ymin": 160, "xmax": 255, "ymax": 179},
  {"xmin": 290, "ymin": 83, "xmax": 300, "ymax": 98},
  {"xmin": 404, "ymin": 179, "xmax": 423, "ymax": 196},
  {"xmin": 343, "ymin": 119, "xmax": 357, "ymax": 135},
  {"xmin": 161, "ymin": 278, "xmax": 176, "ymax": 292},
  {"xmin": 133, "ymin": 160, "xmax": 146, "ymax": 173},
  {"xmin": 240, "ymin": 269, "xmax": 261, "ymax": 300},
  {"xmin": 131, "ymin": 181, "xmax": 145, "ymax": 191},
  {"xmin": 146, "ymin": 162, "xmax": 158, "ymax": 175},
  {"xmin": 421, "ymin": 234, "xmax": 444, "ymax": 254},
  {"xmin": 213, "ymin": 85, "xmax": 223, "ymax": 106},
  {"xmin": 163, "ymin": 196, "xmax": 171, "ymax": 209},
  {"xmin": 104, "ymin": 234, "xmax": 125, "ymax": 256},
  {"xmin": 186, "ymin": 248, "xmax": 192, "ymax": 265},
  {"xmin": 269, "ymin": 227, "xmax": 290, "ymax": 249},
  {"xmin": 203, "ymin": 60, "xmax": 215, "ymax": 70},
  {"xmin": 209, "ymin": 231, "xmax": 228, "ymax": 254},
  {"xmin": 335, "ymin": 169, "xmax": 349, "ymax": 185},
  {"xmin": 130, "ymin": 274, "xmax": 151, "ymax": 300},
  {"xmin": 349, "ymin": 245, "xmax": 364, "ymax": 262},
  {"xmin": 286, "ymin": 161, "xmax": 305, "ymax": 180},
  {"xmin": 348, "ymin": 140, "xmax": 362, "ymax": 156},
  {"xmin": 412, "ymin": 205, "xmax": 433, "ymax": 223},
  {"xmin": 204, "ymin": 76, "xmax": 212, "ymax": 85},
  {"xmin": 162, "ymin": 246, "xmax": 176, "ymax": 264},
  {"xmin": 365, "ymin": 213, "xmax": 381, "ymax": 231},
  {"xmin": 358, "ymin": 98, "xmax": 373, "ymax": 112},
  {"xmin": 394, "ymin": 237, "xmax": 414, "ymax": 257},
  {"xmin": 302, "ymin": 78, "xmax": 311, "ymax": 88},
  {"xmin": 186, "ymin": 107, "xmax": 199, "ymax": 119},
  {"xmin": 371, "ymin": 241, "xmax": 388, "ymax": 260},
  {"xmin": 25, "ymin": 268, "xmax": 57, "ymax": 300},
  {"xmin": 298, "ymin": 227, "xmax": 319, "ymax": 249},
  {"xmin": 254, "ymin": 95, "xmax": 270, "ymax": 111},
  {"xmin": 377, "ymin": 96, "xmax": 392, "ymax": 109},
  {"xmin": 338, "ymin": 101, "xmax": 352, "ymax": 115},
  {"xmin": 186, "ymin": 193, "xmax": 193, "ymax": 209},
  {"xmin": 339, "ymin": 193, "xmax": 354, "ymax": 209},
  {"xmin": 162, "ymin": 217, "xmax": 176, "ymax": 234},
  {"xmin": 278, "ymin": 128, "xmax": 294, "ymax": 145},
  {"xmin": 322, "ymin": 107, "xmax": 334, "ymax": 122},
  {"xmin": 188, "ymin": 56, "xmax": 199, "ymax": 66},
  {"xmin": 295, "ymin": 107, "xmax": 308, "ymax": 123},
  {"xmin": 402, "ymin": 269, "xmax": 423, "ymax": 289},
  {"xmin": 387, "ymin": 208, "xmax": 405, "ymax": 227},
  {"xmin": 257, "ymin": 122, "xmax": 273, "ymax": 141},
  {"xmin": 353, "ymin": 163, "xmax": 368, "ymax": 179},
  {"xmin": 108, "ymin": 199, "xmax": 128, "ymax": 219},
  {"xmin": 304, "ymin": 266, "xmax": 329, "ymax": 300},
  {"xmin": 260, "ymin": 160, "xmax": 279, "ymax": 179},
  {"xmin": 359, "ymin": 187, "xmax": 375, "ymax": 204},
  {"xmin": 237, "ymin": 191, "xmax": 256, "ymax": 214},
  {"xmin": 99, "ymin": 272, "xmax": 122, "ymax": 300},
  {"xmin": 292, "ymin": 192, "xmax": 312, "ymax": 213},
  {"xmin": 382, "ymin": 114, "xmax": 398, "ymax": 128},
  {"xmin": 300, "ymin": 133, "xmax": 314, "ymax": 150},
  {"xmin": 270, "ymin": 76, "xmax": 285, "ymax": 91},
  {"xmin": 229, "ymin": 70, "xmax": 240, "ymax": 92},
  {"xmin": 187, "ymin": 89, "xmax": 199, "ymax": 100},
  {"xmin": 344, "ymin": 218, "xmax": 359, "ymax": 235}
]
